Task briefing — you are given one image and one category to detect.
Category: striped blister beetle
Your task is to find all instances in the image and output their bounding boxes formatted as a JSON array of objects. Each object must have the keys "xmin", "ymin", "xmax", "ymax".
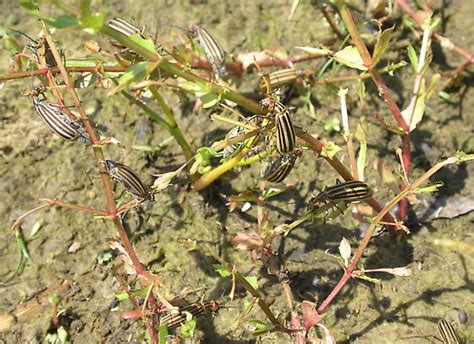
[
  {"xmin": 108, "ymin": 18, "xmax": 167, "ymax": 61},
  {"xmin": 261, "ymin": 148, "xmax": 302, "ymax": 183},
  {"xmin": 10, "ymin": 29, "xmax": 58, "ymax": 67},
  {"xmin": 437, "ymin": 319, "xmax": 461, "ymax": 344},
  {"xmin": 104, "ymin": 160, "xmax": 155, "ymax": 202},
  {"xmin": 29, "ymin": 87, "xmax": 91, "ymax": 144},
  {"xmin": 188, "ymin": 24, "xmax": 227, "ymax": 78},
  {"xmin": 258, "ymin": 68, "xmax": 307, "ymax": 93},
  {"xmin": 310, "ymin": 180, "xmax": 372, "ymax": 209},
  {"xmin": 160, "ymin": 300, "xmax": 219, "ymax": 330},
  {"xmin": 260, "ymin": 98, "xmax": 296, "ymax": 155}
]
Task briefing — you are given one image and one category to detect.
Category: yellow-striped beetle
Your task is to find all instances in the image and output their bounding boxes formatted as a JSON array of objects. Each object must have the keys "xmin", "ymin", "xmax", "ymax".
[
  {"xmin": 310, "ymin": 180, "xmax": 372, "ymax": 208},
  {"xmin": 261, "ymin": 149, "xmax": 302, "ymax": 183},
  {"xmin": 108, "ymin": 18, "xmax": 167, "ymax": 60},
  {"xmin": 160, "ymin": 300, "xmax": 219, "ymax": 329},
  {"xmin": 258, "ymin": 68, "xmax": 306, "ymax": 92},
  {"xmin": 437, "ymin": 319, "xmax": 461, "ymax": 344},
  {"xmin": 189, "ymin": 24, "xmax": 227, "ymax": 77},
  {"xmin": 30, "ymin": 88, "xmax": 91, "ymax": 144},
  {"xmin": 105, "ymin": 160, "xmax": 154, "ymax": 202}
]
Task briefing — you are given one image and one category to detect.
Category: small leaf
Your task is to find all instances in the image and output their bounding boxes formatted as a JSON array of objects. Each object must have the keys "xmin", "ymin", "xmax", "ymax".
[
  {"xmin": 245, "ymin": 276, "xmax": 258, "ymax": 290},
  {"xmin": 29, "ymin": 219, "xmax": 44, "ymax": 238},
  {"xmin": 57, "ymin": 326, "xmax": 69, "ymax": 343},
  {"xmin": 113, "ymin": 61, "xmax": 157, "ymax": 92},
  {"xmin": 180, "ymin": 317, "xmax": 197, "ymax": 338},
  {"xmin": 213, "ymin": 264, "xmax": 231, "ymax": 277},
  {"xmin": 199, "ymin": 91, "xmax": 220, "ymax": 108},
  {"xmin": 294, "ymin": 46, "xmax": 332, "ymax": 56},
  {"xmin": 354, "ymin": 123, "xmax": 367, "ymax": 181},
  {"xmin": 243, "ymin": 299, "xmax": 255, "ymax": 315},
  {"xmin": 401, "ymin": 79, "xmax": 426, "ymax": 131},
  {"xmin": 128, "ymin": 34, "xmax": 157, "ymax": 55},
  {"xmin": 80, "ymin": 11, "xmax": 105, "ymax": 33},
  {"xmin": 20, "ymin": 1, "xmax": 38, "ymax": 12},
  {"xmin": 339, "ymin": 237, "xmax": 351, "ymax": 266},
  {"xmin": 158, "ymin": 325, "xmax": 169, "ymax": 343},
  {"xmin": 438, "ymin": 91, "xmax": 457, "ymax": 104},
  {"xmin": 190, "ymin": 147, "xmax": 216, "ymax": 175},
  {"xmin": 333, "ymin": 46, "xmax": 367, "ymax": 71},
  {"xmin": 355, "ymin": 274, "xmax": 381, "ymax": 284},
  {"xmin": 372, "ymin": 26, "xmax": 395, "ymax": 66},
  {"xmin": 44, "ymin": 15, "xmax": 80, "ymax": 29},
  {"xmin": 389, "ymin": 266, "xmax": 412, "ymax": 277},
  {"xmin": 320, "ymin": 141, "xmax": 341, "ymax": 159},
  {"xmin": 407, "ymin": 45, "xmax": 418, "ymax": 70},
  {"xmin": 413, "ymin": 181, "xmax": 444, "ymax": 194}
]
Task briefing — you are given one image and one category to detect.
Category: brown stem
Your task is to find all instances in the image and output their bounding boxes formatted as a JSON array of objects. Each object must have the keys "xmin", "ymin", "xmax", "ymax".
[
  {"xmin": 0, "ymin": 66, "xmax": 126, "ymax": 82},
  {"xmin": 42, "ymin": 27, "xmax": 158, "ymax": 342}
]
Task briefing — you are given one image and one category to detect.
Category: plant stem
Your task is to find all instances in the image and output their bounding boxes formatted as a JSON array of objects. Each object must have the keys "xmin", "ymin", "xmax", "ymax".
[
  {"xmin": 149, "ymin": 85, "xmax": 193, "ymax": 159},
  {"xmin": 43, "ymin": 26, "xmax": 158, "ymax": 343},
  {"xmin": 317, "ymin": 154, "xmax": 471, "ymax": 313}
]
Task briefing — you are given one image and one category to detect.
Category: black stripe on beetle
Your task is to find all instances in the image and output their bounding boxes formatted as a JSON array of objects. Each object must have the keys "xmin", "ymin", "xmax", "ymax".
[
  {"xmin": 262, "ymin": 149, "xmax": 302, "ymax": 183},
  {"xmin": 274, "ymin": 103, "xmax": 296, "ymax": 154},
  {"xmin": 189, "ymin": 24, "xmax": 227, "ymax": 77},
  {"xmin": 437, "ymin": 319, "xmax": 460, "ymax": 344},
  {"xmin": 105, "ymin": 160, "xmax": 154, "ymax": 201},
  {"xmin": 30, "ymin": 88, "xmax": 90, "ymax": 144},
  {"xmin": 310, "ymin": 180, "xmax": 372, "ymax": 207}
]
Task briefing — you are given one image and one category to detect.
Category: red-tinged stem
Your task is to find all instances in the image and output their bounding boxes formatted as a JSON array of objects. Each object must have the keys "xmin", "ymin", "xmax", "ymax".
[
  {"xmin": 44, "ymin": 199, "xmax": 110, "ymax": 216},
  {"xmin": 395, "ymin": 0, "xmax": 474, "ymax": 63},
  {"xmin": 0, "ymin": 66, "xmax": 127, "ymax": 82},
  {"xmin": 42, "ymin": 29, "xmax": 158, "ymax": 343},
  {"xmin": 317, "ymin": 154, "xmax": 469, "ymax": 314}
]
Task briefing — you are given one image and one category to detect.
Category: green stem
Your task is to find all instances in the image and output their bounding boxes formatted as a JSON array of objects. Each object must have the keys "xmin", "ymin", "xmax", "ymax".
[{"xmin": 148, "ymin": 85, "xmax": 193, "ymax": 159}]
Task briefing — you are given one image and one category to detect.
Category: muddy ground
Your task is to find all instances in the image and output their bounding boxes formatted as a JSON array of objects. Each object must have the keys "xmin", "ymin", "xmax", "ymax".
[{"xmin": 0, "ymin": 0, "xmax": 473, "ymax": 343}]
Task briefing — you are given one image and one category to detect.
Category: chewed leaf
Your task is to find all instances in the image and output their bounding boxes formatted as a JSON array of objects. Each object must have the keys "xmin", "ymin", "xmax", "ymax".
[
  {"xmin": 320, "ymin": 141, "xmax": 341, "ymax": 159},
  {"xmin": 333, "ymin": 46, "xmax": 367, "ymax": 71}
]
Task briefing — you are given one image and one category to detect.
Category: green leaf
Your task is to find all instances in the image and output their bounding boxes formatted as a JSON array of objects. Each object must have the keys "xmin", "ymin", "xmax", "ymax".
[
  {"xmin": 57, "ymin": 326, "xmax": 69, "ymax": 343},
  {"xmin": 213, "ymin": 264, "xmax": 231, "ymax": 277},
  {"xmin": 354, "ymin": 273, "xmax": 381, "ymax": 284},
  {"xmin": 438, "ymin": 91, "xmax": 457, "ymax": 104},
  {"xmin": 44, "ymin": 15, "xmax": 80, "ymax": 29},
  {"xmin": 294, "ymin": 46, "xmax": 332, "ymax": 56},
  {"xmin": 354, "ymin": 123, "xmax": 367, "ymax": 181},
  {"xmin": 407, "ymin": 45, "xmax": 418, "ymax": 70},
  {"xmin": 200, "ymin": 91, "xmax": 220, "ymax": 108},
  {"xmin": 333, "ymin": 46, "xmax": 367, "ymax": 71},
  {"xmin": 323, "ymin": 117, "xmax": 340, "ymax": 133},
  {"xmin": 16, "ymin": 230, "xmax": 31, "ymax": 261},
  {"xmin": 20, "ymin": 1, "xmax": 38, "ymax": 12},
  {"xmin": 190, "ymin": 147, "xmax": 216, "ymax": 175},
  {"xmin": 79, "ymin": 0, "xmax": 92, "ymax": 17},
  {"xmin": 80, "ymin": 11, "xmax": 105, "ymax": 33},
  {"xmin": 248, "ymin": 320, "xmax": 275, "ymax": 336},
  {"xmin": 114, "ymin": 61, "xmax": 157, "ymax": 92},
  {"xmin": 413, "ymin": 181, "xmax": 444, "ymax": 194},
  {"xmin": 115, "ymin": 291, "xmax": 129, "ymax": 301},
  {"xmin": 456, "ymin": 151, "xmax": 474, "ymax": 162},
  {"xmin": 64, "ymin": 59, "xmax": 102, "ymax": 68},
  {"xmin": 372, "ymin": 26, "xmax": 395, "ymax": 66},
  {"xmin": 158, "ymin": 325, "xmax": 169, "ymax": 344},
  {"xmin": 320, "ymin": 141, "xmax": 341, "ymax": 159},
  {"xmin": 128, "ymin": 34, "xmax": 157, "ymax": 55},
  {"xmin": 402, "ymin": 79, "xmax": 425, "ymax": 131},
  {"xmin": 245, "ymin": 276, "xmax": 258, "ymax": 290},
  {"xmin": 29, "ymin": 219, "xmax": 44, "ymax": 238},
  {"xmin": 243, "ymin": 299, "xmax": 255, "ymax": 315},
  {"xmin": 180, "ymin": 317, "xmax": 196, "ymax": 338}
]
